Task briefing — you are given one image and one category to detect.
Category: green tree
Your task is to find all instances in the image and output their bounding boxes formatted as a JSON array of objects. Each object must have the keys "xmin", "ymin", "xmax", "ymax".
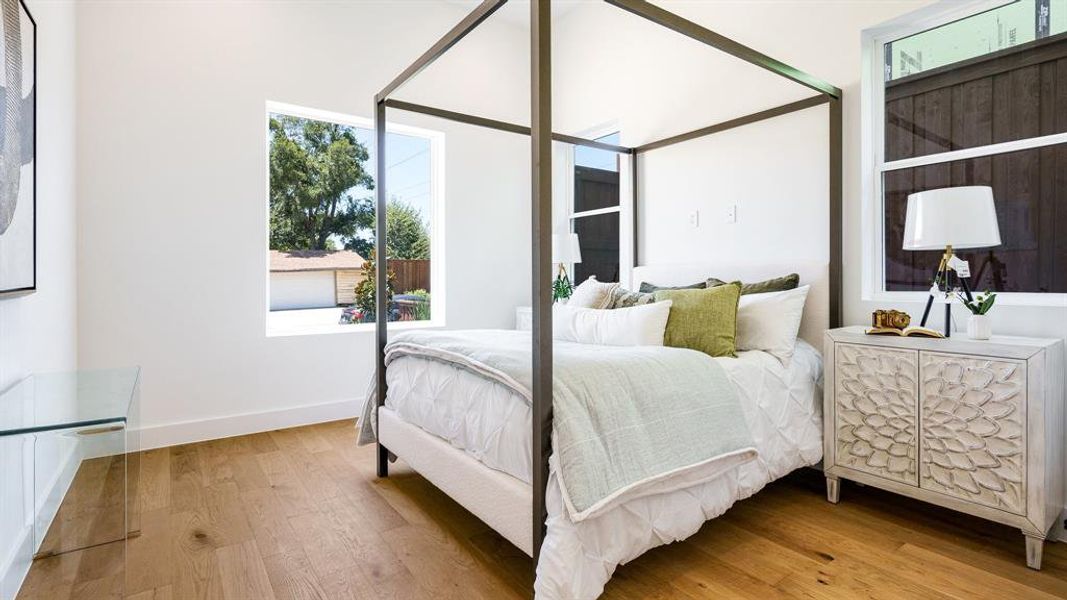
[
  {"xmin": 386, "ymin": 200, "xmax": 431, "ymax": 259},
  {"xmin": 269, "ymin": 115, "xmax": 374, "ymax": 251}
]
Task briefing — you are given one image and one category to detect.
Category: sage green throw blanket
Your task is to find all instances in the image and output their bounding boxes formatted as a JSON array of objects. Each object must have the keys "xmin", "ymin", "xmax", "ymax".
[{"xmin": 358, "ymin": 330, "xmax": 757, "ymax": 522}]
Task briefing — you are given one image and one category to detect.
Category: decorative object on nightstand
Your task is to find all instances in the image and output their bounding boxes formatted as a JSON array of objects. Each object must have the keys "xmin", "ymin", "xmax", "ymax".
[
  {"xmin": 867, "ymin": 309, "xmax": 944, "ymax": 338},
  {"xmin": 958, "ymin": 290, "xmax": 996, "ymax": 341},
  {"xmin": 873, "ymin": 309, "xmax": 910, "ymax": 330},
  {"xmin": 552, "ymin": 233, "xmax": 581, "ymax": 302},
  {"xmin": 823, "ymin": 326, "xmax": 1064, "ymax": 570},
  {"xmin": 903, "ymin": 186, "xmax": 1002, "ymax": 337}
]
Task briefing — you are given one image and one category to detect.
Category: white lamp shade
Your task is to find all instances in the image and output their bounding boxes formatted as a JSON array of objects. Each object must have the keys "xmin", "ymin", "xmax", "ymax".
[
  {"xmin": 902, "ymin": 186, "xmax": 1002, "ymax": 250},
  {"xmin": 552, "ymin": 233, "xmax": 582, "ymax": 264}
]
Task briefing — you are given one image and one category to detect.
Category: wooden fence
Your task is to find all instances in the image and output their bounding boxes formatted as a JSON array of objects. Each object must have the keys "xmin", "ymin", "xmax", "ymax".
[{"xmin": 390, "ymin": 259, "xmax": 431, "ymax": 293}]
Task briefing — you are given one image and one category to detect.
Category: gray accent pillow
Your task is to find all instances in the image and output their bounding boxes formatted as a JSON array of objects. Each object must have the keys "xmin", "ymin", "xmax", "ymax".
[
  {"xmin": 707, "ymin": 273, "xmax": 799, "ymax": 295},
  {"xmin": 638, "ymin": 280, "xmax": 707, "ymax": 293},
  {"xmin": 608, "ymin": 287, "xmax": 656, "ymax": 309}
]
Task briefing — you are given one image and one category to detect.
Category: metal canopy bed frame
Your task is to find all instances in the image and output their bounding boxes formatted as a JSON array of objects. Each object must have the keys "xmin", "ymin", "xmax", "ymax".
[{"xmin": 374, "ymin": 0, "xmax": 843, "ymax": 562}]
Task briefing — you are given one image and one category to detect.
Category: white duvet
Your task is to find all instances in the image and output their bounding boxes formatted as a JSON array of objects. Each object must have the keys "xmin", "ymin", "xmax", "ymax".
[{"xmin": 382, "ymin": 341, "xmax": 824, "ymax": 599}]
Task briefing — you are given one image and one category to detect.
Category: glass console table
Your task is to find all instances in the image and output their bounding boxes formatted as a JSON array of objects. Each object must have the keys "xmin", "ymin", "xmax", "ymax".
[{"xmin": 0, "ymin": 368, "xmax": 140, "ymax": 596}]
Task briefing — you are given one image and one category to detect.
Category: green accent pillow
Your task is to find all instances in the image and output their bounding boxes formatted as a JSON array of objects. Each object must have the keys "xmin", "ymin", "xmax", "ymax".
[
  {"xmin": 707, "ymin": 273, "xmax": 799, "ymax": 295},
  {"xmin": 638, "ymin": 280, "xmax": 706, "ymax": 293},
  {"xmin": 654, "ymin": 282, "xmax": 741, "ymax": 358}
]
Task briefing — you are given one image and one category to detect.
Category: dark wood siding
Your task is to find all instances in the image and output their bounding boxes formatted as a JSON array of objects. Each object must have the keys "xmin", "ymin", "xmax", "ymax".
[{"xmin": 573, "ymin": 166, "xmax": 620, "ymax": 283}]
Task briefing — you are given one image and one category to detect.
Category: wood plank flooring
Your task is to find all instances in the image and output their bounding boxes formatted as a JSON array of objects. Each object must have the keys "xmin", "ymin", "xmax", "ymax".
[{"xmin": 18, "ymin": 420, "xmax": 1067, "ymax": 599}]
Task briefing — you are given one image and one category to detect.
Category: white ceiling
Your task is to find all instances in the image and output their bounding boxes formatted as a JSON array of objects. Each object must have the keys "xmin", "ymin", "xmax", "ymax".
[{"xmin": 444, "ymin": 0, "xmax": 583, "ymax": 29}]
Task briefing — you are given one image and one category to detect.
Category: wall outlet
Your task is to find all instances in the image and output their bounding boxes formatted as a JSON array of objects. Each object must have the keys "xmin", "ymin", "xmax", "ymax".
[
  {"xmin": 725, "ymin": 204, "xmax": 737, "ymax": 224},
  {"xmin": 688, "ymin": 210, "xmax": 700, "ymax": 228}
]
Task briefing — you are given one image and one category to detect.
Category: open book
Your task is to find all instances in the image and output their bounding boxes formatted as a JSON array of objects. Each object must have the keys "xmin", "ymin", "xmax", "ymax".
[{"xmin": 865, "ymin": 326, "xmax": 945, "ymax": 339}]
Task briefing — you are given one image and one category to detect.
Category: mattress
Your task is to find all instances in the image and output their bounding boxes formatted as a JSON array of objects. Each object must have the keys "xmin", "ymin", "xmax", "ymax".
[{"xmin": 383, "ymin": 340, "xmax": 823, "ymax": 485}]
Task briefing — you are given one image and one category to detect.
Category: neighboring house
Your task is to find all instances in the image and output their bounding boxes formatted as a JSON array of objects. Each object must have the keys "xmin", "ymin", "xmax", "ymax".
[{"xmin": 269, "ymin": 250, "xmax": 365, "ymax": 310}]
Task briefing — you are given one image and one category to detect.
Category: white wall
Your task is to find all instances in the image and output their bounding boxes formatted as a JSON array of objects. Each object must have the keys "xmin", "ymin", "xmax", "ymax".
[
  {"xmin": 0, "ymin": 0, "xmax": 78, "ymax": 596},
  {"xmin": 554, "ymin": 0, "xmax": 934, "ymax": 272},
  {"xmin": 75, "ymin": 1, "xmax": 532, "ymax": 448},
  {"xmin": 638, "ymin": 106, "xmax": 828, "ymax": 267}
]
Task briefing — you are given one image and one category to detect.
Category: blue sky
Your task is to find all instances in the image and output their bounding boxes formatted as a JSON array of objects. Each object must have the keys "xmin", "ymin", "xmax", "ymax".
[
  {"xmin": 353, "ymin": 128, "xmax": 433, "ymax": 232},
  {"xmin": 574, "ymin": 131, "xmax": 620, "ymax": 171}
]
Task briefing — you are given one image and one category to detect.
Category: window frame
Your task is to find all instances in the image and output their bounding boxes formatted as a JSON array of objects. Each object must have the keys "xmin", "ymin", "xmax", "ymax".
[
  {"xmin": 861, "ymin": 0, "xmax": 1067, "ymax": 307},
  {"xmin": 264, "ymin": 101, "xmax": 447, "ymax": 336},
  {"xmin": 563, "ymin": 123, "xmax": 629, "ymax": 285}
]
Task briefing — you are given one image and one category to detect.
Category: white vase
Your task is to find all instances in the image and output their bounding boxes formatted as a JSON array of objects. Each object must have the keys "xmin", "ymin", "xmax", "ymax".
[{"xmin": 967, "ymin": 314, "xmax": 992, "ymax": 340}]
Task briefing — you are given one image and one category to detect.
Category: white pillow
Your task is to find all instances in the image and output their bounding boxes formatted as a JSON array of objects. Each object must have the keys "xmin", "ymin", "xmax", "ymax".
[
  {"xmin": 553, "ymin": 301, "xmax": 672, "ymax": 347},
  {"xmin": 736, "ymin": 285, "xmax": 810, "ymax": 364},
  {"xmin": 566, "ymin": 276, "xmax": 619, "ymax": 309}
]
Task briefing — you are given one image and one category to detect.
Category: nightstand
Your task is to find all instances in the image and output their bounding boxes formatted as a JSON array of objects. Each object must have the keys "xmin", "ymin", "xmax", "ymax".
[
  {"xmin": 515, "ymin": 306, "xmax": 532, "ymax": 331},
  {"xmin": 823, "ymin": 326, "xmax": 1065, "ymax": 569}
]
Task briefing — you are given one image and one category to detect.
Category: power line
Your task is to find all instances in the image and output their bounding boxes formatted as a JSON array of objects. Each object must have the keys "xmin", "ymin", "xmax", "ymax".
[
  {"xmin": 386, "ymin": 148, "xmax": 429, "ymax": 171},
  {"xmin": 390, "ymin": 180, "xmax": 430, "ymax": 194}
]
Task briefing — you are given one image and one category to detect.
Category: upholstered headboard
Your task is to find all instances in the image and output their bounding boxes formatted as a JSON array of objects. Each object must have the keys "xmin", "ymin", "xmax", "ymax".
[{"xmin": 631, "ymin": 261, "xmax": 830, "ymax": 348}]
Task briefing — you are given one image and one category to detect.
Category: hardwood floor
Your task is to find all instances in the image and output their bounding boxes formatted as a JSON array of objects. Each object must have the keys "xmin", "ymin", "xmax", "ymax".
[{"xmin": 18, "ymin": 420, "xmax": 1067, "ymax": 599}]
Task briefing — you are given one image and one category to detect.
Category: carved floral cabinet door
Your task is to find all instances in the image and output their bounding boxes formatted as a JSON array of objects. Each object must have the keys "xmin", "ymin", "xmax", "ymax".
[
  {"xmin": 834, "ymin": 343, "xmax": 919, "ymax": 486},
  {"xmin": 918, "ymin": 351, "xmax": 1026, "ymax": 515}
]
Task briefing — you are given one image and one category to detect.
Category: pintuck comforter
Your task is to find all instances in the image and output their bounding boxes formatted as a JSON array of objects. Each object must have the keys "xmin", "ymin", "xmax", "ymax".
[
  {"xmin": 358, "ymin": 330, "xmax": 824, "ymax": 599},
  {"xmin": 359, "ymin": 329, "xmax": 758, "ymax": 522}
]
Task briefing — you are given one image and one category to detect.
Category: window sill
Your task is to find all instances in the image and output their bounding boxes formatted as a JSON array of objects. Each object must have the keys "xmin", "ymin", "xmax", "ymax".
[
  {"xmin": 266, "ymin": 308, "xmax": 444, "ymax": 338},
  {"xmin": 865, "ymin": 290, "xmax": 1067, "ymax": 309}
]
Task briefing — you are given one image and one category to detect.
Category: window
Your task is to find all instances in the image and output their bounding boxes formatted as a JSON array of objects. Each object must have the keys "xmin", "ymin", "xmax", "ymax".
[
  {"xmin": 571, "ymin": 132, "xmax": 621, "ymax": 283},
  {"xmin": 265, "ymin": 102, "xmax": 444, "ymax": 334},
  {"xmin": 865, "ymin": 1, "xmax": 1067, "ymax": 301}
]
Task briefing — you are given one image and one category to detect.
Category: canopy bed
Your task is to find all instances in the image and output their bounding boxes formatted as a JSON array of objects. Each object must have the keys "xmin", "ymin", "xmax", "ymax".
[{"xmin": 363, "ymin": 1, "xmax": 842, "ymax": 597}]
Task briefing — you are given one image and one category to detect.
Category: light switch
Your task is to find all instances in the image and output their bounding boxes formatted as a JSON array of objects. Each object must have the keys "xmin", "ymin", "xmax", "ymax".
[
  {"xmin": 688, "ymin": 210, "xmax": 700, "ymax": 228},
  {"xmin": 725, "ymin": 204, "xmax": 737, "ymax": 224}
]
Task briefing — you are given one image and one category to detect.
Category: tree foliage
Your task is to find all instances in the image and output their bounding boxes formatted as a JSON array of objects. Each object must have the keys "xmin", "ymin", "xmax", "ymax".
[
  {"xmin": 269, "ymin": 114, "xmax": 433, "ymax": 262},
  {"xmin": 386, "ymin": 200, "xmax": 431, "ymax": 260},
  {"xmin": 269, "ymin": 115, "xmax": 374, "ymax": 251}
]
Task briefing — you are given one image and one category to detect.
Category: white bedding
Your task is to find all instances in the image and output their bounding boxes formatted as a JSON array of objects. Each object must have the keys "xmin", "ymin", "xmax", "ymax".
[
  {"xmin": 384, "ymin": 340, "xmax": 822, "ymax": 484},
  {"xmin": 382, "ymin": 340, "xmax": 824, "ymax": 599}
]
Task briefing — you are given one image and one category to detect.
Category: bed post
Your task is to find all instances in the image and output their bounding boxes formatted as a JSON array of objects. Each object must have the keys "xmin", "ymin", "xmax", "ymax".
[
  {"xmin": 375, "ymin": 98, "xmax": 390, "ymax": 478},
  {"xmin": 530, "ymin": 0, "xmax": 553, "ymax": 561},
  {"xmin": 631, "ymin": 150, "xmax": 639, "ymax": 268},
  {"xmin": 828, "ymin": 94, "xmax": 843, "ymax": 328}
]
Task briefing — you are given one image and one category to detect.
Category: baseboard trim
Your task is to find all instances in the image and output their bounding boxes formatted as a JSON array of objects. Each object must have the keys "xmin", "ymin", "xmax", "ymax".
[{"xmin": 134, "ymin": 398, "xmax": 362, "ymax": 451}]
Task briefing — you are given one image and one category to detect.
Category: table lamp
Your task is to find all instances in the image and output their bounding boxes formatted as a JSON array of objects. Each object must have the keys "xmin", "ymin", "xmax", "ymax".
[
  {"xmin": 552, "ymin": 233, "xmax": 582, "ymax": 302},
  {"xmin": 903, "ymin": 186, "xmax": 1001, "ymax": 336}
]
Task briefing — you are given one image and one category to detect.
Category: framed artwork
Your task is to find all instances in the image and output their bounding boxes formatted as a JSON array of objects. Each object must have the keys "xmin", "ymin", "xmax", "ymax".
[{"xmin": 0, "ymin": 0, "xmax": 34, "ymax": 297}]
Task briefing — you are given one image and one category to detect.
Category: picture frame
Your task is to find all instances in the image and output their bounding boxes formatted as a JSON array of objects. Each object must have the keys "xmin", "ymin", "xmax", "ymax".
[{"xmin": 0, "ymin": 0, "xmax": 36, "ymax": 298}]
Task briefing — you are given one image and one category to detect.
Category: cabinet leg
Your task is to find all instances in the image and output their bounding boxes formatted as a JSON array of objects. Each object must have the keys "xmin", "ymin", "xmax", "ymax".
[
  {"xmin": 826, "ymin": 476, "xmax": 840, "ymax": 504},
  {"xmin": 1025, "ymin": 534, "xmax": 1044, "ymax": 570}
]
